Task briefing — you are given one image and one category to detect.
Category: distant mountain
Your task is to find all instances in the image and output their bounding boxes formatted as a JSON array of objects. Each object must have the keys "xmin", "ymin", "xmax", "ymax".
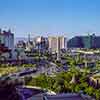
[
  {"xmin": 15, "ymin": 37, "xmax": 28, "ymax": 44},
  {"xmin": 15, "ymin": 37, "xmax": 34, "ymax": 44}
]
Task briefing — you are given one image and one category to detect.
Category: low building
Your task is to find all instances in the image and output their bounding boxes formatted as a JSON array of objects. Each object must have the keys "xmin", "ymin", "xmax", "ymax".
[
  {"xmin": 15, "ymin": 47, "xmax": 27, "ymax": 60},
  {"xmin": 16, "ymin": 40, "xmax": 26, "ymax": 49}
]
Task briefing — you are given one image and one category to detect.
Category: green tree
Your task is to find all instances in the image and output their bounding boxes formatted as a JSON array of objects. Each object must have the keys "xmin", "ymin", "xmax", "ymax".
[
  {"xmin": 95, "ymin": 89, "xmax": 100, "ymax": 100},
  {"xmin": 85, "ymin": 86, "xmax": 95, "ymax": 96}
]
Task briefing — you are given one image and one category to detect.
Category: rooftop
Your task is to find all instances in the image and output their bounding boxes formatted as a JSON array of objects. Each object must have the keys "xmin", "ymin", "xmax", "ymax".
[{"xmin": 0, "ymin": 29, "xmax": 13, "ymax": 35}]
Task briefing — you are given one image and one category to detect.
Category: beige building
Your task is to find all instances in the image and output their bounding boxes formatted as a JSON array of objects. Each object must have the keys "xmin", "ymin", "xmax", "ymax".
[{"xmin": 48, "ymin": 36, "xmax": 66, "ymax": 53}]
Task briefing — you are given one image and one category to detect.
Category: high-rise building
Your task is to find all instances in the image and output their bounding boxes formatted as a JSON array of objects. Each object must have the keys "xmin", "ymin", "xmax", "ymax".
[
  {"xmin": 48, "ymin": 37, "xmax": 58, "ymax": 53},
  {"xmin": 48, "ymin": 36, "xmax": 66, "ymax": 53},
  {"xmin": 0, "ymin": 29, "xmax": 14, "ymax": 50},
  {"xmin": 59, "ymin": 36, "xmax": 67, "ymax": 50}
]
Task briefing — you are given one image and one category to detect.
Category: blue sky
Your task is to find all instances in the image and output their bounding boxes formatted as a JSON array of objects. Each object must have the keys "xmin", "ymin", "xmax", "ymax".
[{"xmin": 0, "ymin": 0, "xmax": 100, "ymax": 38}]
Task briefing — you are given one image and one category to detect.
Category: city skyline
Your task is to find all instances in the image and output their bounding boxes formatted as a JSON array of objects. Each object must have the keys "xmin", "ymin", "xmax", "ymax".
[{"xmin": 0, "ymin": 0, "xmax": 100, "ymax": 38}]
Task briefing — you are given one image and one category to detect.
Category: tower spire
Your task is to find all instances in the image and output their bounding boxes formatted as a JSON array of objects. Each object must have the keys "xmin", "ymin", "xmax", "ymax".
[{"xmin": 28, "ymin": 34, "xmax": 30, "ymax": 42}]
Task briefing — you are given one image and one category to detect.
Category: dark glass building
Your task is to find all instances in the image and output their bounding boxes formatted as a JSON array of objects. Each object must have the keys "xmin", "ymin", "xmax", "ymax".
[
  {"xmin": 82, "ymin": 35, "xmax": 91, "ymax": 49},
  {"xmin": 67, "ymin": 34, "xmax": 100, "ymax": 49},
  {"xmin": 67, "ymin": 36, "xmax": 84, "ymax": 48},
  {"xmin": 91, "ymin": 36, "xmax": 100, "ymax": 48}
]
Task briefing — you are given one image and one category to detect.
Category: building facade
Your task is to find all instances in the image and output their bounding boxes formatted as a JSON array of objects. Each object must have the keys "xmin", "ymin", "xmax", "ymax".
[
  {"xmin": 35, "ymin": 36, "xmax": 48, "ymax": 50},
  {"xmin": 0, "ymin": 29, "xmax": 14, "ymax": 50},
  {"xmin": 67, "ymin": 36, "xmax": 83, "ymax": 48},
  {"xmin": 67, "ymin": 34, "xmax": 100, "ymax": 49},
  {"xmin": 48, "ymin": 36, "xmax": 66, "ymax": 53}
]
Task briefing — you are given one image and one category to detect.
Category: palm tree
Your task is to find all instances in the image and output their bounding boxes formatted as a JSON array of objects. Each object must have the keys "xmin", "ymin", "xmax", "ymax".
[
  {"xmin": 74, "ymin": 84, "xmax": 82, "ymax": 93},
  {"xmin": 70, "ymin": 74, "xmax": 77, "ymax": 84},
  {"xmin": 83, "ymin": 54, "xmax": 88, "ymax": 68},
  {"xmin": 53, "ymin": 78, "xmax": 66, "ymax": 93},
  {"xmin": 85, "ymin": 86, "xmax": 95, "ymax": 96},
  {"xmin": 95, "ymin": 89, "xmax": 100, "ymax": 100}
]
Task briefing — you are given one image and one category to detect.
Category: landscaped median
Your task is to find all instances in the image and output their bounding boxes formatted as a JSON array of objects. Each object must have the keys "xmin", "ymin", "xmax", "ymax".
[{"xmin": 0, "ymin": 67, "xmax": 18, "ymax": 76}]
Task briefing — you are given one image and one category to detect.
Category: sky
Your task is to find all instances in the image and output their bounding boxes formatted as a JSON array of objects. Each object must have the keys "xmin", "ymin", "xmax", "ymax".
[{"xmin": 0, "ymin": 0, "xmax": 100, "ymax": 38}]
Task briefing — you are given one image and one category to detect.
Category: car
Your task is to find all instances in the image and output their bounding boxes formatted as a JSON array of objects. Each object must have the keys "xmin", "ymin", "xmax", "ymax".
[{"xmin": 9, "ymin": 73, "xmax": 19, "ymax": 78}]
